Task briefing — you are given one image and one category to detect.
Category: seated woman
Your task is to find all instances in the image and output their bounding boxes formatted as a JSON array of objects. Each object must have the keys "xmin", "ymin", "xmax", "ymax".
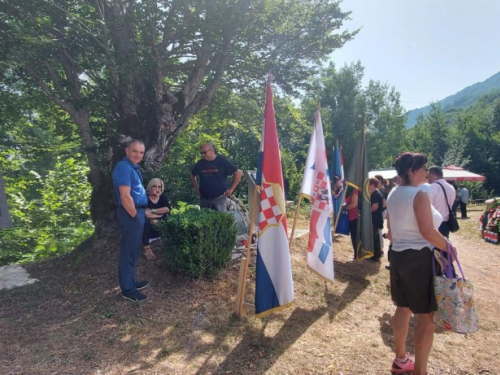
[{"xmin": 143, "ymin": 178, "xmax": 171, "ymax": 260}]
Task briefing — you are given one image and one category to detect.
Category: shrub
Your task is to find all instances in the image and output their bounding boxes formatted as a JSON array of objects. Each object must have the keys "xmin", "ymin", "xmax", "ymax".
[{"xmin": 159, "ymin": 208, "xmax": 237, "ymax": 279}]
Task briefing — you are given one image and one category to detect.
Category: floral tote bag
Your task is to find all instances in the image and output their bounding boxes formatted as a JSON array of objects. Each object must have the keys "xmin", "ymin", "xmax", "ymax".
[{"xmin": 433, "ymin": 241, "xmax": 479, "ymax": 334}]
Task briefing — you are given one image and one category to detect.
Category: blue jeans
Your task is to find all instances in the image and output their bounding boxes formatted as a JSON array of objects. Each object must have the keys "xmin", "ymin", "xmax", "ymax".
[
  {"xmin": 200, "ymin": 195, "xmax": 227, "ymax": 212},
  {"xmin": 117, "ymin": 207, "xmax": 145, "ymax": 294}
]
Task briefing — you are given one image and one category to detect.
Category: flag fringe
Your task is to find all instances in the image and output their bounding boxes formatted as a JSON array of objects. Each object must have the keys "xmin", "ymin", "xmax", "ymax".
[
  {"xmin": 255, "ymin": 300, "xmax": 294, "ymax": 318},
  {"xmin": 307, "ymin": 265, "xmax": 334, "ymax": 284},
  {"xmin": 345, "ymin": 181, "xmax": 361, "ymax": 191}
]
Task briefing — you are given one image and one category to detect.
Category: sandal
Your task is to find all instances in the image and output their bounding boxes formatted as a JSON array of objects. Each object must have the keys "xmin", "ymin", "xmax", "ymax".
[{"xmin": 143, "ymin": 245, "xmax": 156, "ymax": 260}]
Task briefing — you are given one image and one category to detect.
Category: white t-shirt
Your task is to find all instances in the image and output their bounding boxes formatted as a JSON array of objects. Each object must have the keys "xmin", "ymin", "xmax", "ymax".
[{"xmin": 388, "ymin": 185, "xmax": 443, "ymax": 252}]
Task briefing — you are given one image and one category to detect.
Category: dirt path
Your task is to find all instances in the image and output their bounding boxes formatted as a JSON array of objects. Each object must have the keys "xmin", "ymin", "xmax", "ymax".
[{"xmin": 0, "ymin": 208, "xmax": 498, "ymax": 375}]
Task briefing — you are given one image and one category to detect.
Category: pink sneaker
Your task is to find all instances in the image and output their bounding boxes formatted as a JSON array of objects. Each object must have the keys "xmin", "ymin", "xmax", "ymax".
[{"xmin": 391, "ymin": 353, "xmax": 415, "ymax": 374}]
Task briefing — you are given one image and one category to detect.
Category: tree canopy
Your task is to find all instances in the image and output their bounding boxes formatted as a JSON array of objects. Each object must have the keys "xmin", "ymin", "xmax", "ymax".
[{"xmin": 1, "ymin": 0, "xmax": 356, "ymax": 222}]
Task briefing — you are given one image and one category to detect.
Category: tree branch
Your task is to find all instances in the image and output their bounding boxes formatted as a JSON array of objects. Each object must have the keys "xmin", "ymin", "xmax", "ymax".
[
  {"xmin": 41, "ymin": 61, "xmax": 71, "ymax": 103},
  {"xmin": 94, "ymin": 0, "xmax": 119, "ymax": 89}
]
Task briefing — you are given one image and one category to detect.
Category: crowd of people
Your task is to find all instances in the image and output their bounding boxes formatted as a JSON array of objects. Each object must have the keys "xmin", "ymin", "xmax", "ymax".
[
  {"xmin": 113, "ymin": 139, "xmax": 461, "ymax": 375},
  {"xmin": 112, "ymin": 139, "xmax": 241, "ymax": 303},
  {"xmin": 338, "ymin": 152, "xmax": 462, "ymax": 375}
]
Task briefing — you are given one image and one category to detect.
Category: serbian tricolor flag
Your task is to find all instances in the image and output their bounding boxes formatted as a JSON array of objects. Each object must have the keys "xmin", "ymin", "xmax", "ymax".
[
  {"xmin": 300, "ymin": 109, "xmax": 334, "ymax": 282},
  {"xmin": 254, "ymin": 75, "xmax": 294, "ymax": 317}
]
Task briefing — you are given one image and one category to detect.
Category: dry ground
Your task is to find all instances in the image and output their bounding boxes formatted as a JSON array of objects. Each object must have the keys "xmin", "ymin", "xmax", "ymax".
[{"xmin": 0, "ymin": 206, "xmax": 498, "ymax": 375}]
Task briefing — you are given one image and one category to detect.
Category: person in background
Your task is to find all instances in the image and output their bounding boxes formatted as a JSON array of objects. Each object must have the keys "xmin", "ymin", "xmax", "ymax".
[
  {"xmin": 368, "ymin": 178, "xmax": 384, "ymax": 262},
  {"xmin": 344, "ymin": 185, "xmax": 359, "ymax": 259},
  {"xmin": 375, "ymin": 175, "xmax": 388, "ymax": 253},
  {"xmin": 386, "ymin": 152, "xmax": 450, "ymax": 375},
  {"xmin": 428, "ymin": 166, "xmax": 456, "ymax": 237},
  {"xmin": 142, "ymin": 178, "xmax": 171, "ymax": 260},
  {"xmin": 458, "ymin": 184, "xmax": 469, "ymax": 219},
  {"xmin": 112, "ymin": 139, "xmax": 149, "ymax": 303},
  {"xmin": 189, "ymin": 141, "xmax": 242, "ymax": 212}
]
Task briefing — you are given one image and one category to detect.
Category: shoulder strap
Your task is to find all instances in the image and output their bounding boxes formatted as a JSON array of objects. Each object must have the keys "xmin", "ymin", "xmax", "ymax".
[{"xmin": 436, "ymin": 182, "xmax": 452, "ymax": 211}]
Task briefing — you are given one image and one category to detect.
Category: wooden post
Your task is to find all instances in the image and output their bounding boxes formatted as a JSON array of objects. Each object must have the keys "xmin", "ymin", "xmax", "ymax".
[
  {"xmin": 234, "ymin": 187, "xmax": 259, "ymax": 317},
  {"xmin": 289, "ymin": 195, "xmax": 303, "ymax": 247}
]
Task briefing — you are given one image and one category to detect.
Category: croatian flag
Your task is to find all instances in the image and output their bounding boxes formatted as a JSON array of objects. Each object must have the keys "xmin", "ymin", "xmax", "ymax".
[
  {"xmin": 254, "ymin": 75, "xmax": 294, "ymax": 317},
  {"xmin": 300, "ymin": 109, "xmax": 334, "ymax": 282}
]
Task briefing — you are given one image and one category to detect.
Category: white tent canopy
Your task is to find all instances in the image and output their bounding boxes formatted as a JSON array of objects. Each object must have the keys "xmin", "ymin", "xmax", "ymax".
[{"xmin": 369, "ymin": 166, "xmax": 486, "ymax": 182}]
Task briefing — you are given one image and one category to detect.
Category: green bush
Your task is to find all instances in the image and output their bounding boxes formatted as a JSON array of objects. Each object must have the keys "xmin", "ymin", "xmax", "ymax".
[{"xmin": 159, "ymin": 208, "xmax": 237, "ymax": 279}]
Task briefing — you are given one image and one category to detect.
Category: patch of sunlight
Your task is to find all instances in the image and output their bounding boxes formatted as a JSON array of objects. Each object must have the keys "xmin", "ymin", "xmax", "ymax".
[
  {"xmin": 199, "ymin": 332, "xmax": 216, "ymax": 344},
  {"xmin": 120, "ymin": 334, "xmax": 131, "ymax": 342}
]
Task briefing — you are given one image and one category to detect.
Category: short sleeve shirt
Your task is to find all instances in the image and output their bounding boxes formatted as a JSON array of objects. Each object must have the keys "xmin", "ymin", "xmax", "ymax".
[
  {"xmin": 112, "ymin": 157, "xmax": 147, "ymax": 206},
  {"xmin": 191, "ymin": 155, "xmax": 238, "ymax": 198},
  {"xmin": 147, "ymin": 194, "xmax": 171, "ymax": 219},
  {"xmin": 371, "ymin": 189, "xmax": 384, "ymax": 229}
]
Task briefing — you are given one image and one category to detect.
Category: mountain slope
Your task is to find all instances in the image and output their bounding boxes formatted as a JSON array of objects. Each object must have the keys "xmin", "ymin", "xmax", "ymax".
[{"xmin": 406, "ymin": 71, "xmax": 500, "ymax": 128}]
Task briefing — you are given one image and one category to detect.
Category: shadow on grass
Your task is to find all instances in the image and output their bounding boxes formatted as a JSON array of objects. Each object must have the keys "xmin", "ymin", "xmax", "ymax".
[
  {"xmin": 191, "ymin": 257, "xmax": 380, "ymax": 374},
  {"xmin": 323, "ymin": 258, "xmax": 379, "ymax": 322},
  {"xmin": 0, "ymin": 233, "xmax": 382, "ymax": 375},
  {"xmin": 194, "ymin": 306, "xmax": 327, "ymax": 375}
]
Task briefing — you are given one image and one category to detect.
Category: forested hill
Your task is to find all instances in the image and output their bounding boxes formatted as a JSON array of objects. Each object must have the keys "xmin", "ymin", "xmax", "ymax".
[{"xmin": 406, "ymin": 71, "xmax": 500, "ymax": 128}]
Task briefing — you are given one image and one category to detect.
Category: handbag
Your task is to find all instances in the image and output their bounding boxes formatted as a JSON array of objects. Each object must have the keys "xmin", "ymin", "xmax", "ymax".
[
  {"xmin": 432, "ymin": 241, "xmax": 479, "ymax": 334},
  {"xmin": 436, "ymin": 182, "xmax": 459, "ymax": 232},
  {"xmin": 335, "ymin": 211, "xmax": 350, "ymax": 235}
]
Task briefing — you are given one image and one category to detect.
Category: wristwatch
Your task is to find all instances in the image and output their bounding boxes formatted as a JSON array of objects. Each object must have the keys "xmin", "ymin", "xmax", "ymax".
[{"xmin": 152, "ymin": 209, "xmax": 157, "ymax": 214}]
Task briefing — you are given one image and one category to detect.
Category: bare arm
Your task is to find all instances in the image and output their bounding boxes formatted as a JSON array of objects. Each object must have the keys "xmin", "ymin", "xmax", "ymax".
[
  {"xmin": 145, "ymin": 207, "xmax": 169, "ymax": 219},
  {"xmin": 118, "ymin": 185, "xmax": 136, "ymax": 218},
  {"xmin": 225, "ymin": 169, "xmax": 243, "ymax": 197},
  {"xmin": 189, "ymin": 173, "xmax": 201, "ymax": 196},
  {"xmin": 414, "ymin": 191, "xmax": 448, "ymax": 250},
  {"xmin": 371, "ymin": 202, "xmax": 379, "ymax": 212},
  {"xmin": 386, "ymin": 213, "xmax": 392, "ymax": 243}
]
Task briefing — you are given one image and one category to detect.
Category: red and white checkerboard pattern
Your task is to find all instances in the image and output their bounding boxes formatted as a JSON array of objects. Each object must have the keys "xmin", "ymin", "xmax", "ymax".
[
  {"xmin": 311, "ymin": 171, "xmax": 331, "ymax": 211},
  {"xmin": 259, "ymin": 182, "xmax": 284, "ymax": 232}
]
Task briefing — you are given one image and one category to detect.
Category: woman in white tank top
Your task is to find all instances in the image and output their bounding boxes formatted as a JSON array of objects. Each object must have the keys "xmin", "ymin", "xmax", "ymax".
[{"xmin": 386, "ymin": 152, "xmax": 450, "ymax": 375}]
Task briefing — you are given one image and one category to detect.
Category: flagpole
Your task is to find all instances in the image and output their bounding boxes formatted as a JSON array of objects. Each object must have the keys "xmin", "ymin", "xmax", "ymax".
[
  {"xmin": 234, "ymin": 186, "xmax": 259, "ymax": 317},
  {"xmin": 289, "ymin": 194, "xmax": 303, "ymax": 247}
]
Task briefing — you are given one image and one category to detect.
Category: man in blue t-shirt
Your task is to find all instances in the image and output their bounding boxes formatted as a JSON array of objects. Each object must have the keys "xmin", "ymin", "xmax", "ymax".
[
  {"xmin": 112, "ymin": 140, "xmax": 149, "ymax": 302},
  {"xmin": 189, "ymin": 142, "xmax": 242, "ymax": 212}
]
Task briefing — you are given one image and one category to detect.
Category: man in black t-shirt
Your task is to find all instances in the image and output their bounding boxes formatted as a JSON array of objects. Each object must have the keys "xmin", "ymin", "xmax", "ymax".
[
  {"xmin": 369, "ymin": 177, "xmax": 384, "ymax": 261},
  {"xmin": 189, "ymin": 142, "xmax": 242, "ymax": 212}
]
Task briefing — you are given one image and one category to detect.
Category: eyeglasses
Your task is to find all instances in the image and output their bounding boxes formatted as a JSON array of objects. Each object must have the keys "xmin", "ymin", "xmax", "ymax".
[{"xmin": 200, "ymin": 149, "xmax": 211, "ymax": 155}]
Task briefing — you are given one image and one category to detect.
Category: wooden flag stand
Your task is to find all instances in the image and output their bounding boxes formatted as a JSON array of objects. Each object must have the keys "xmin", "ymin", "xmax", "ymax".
[
  {"xmin": 288, "ymin": 195, "xmax": 303, "ymax": 248},
  {"xmin": 234, "ymin": 187, "xmax": 259, "ymax": 317}
]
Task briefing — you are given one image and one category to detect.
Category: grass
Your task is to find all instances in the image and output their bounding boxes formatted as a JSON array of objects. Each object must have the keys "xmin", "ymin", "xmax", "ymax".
[{"xmin": 0, "ymin": 207, "xmax": 499, "ymax": 374}]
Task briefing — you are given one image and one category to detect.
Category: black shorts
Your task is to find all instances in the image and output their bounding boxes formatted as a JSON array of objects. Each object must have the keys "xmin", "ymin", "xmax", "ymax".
[{"xmin": 390, "ymin": 248, "xmax": 437, "ymax": 314}]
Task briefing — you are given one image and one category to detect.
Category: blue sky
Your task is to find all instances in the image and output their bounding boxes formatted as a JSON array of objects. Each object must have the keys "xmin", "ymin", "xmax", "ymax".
[{"xmin": 332, "ymin": 0, "xmax": 500, "ymax": 111}]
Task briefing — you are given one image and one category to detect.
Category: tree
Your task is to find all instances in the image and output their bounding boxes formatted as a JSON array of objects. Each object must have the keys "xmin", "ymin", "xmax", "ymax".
[
  {"xmin": 0, "ymin": 0, "xmax": 356, "ymax": 230},
  {"xmin": 304, "ymin": 62, "xmax": 406, "ymax": 171},
  {"xmin": 405, "ymin": 103, "xmax": 448, "ymax": 165},
  {"xmin": 0, "ymin": 88, "xmax": 93, "ymax": 264}
]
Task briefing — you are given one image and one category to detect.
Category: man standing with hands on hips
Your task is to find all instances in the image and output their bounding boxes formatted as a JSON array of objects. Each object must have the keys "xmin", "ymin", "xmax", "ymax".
[
  {"xmin": 112, "ymin": 139, "xmax": 150, "ymax": 302},
  {"xmin": 189, "ymin": 141, "xmax": 242, "ymax": 212}
]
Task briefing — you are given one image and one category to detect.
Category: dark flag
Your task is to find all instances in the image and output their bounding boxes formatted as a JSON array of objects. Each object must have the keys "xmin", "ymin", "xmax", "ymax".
[{"xmin": 345, "ymin": 126, "xmax": 374, "ymax": 260}]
